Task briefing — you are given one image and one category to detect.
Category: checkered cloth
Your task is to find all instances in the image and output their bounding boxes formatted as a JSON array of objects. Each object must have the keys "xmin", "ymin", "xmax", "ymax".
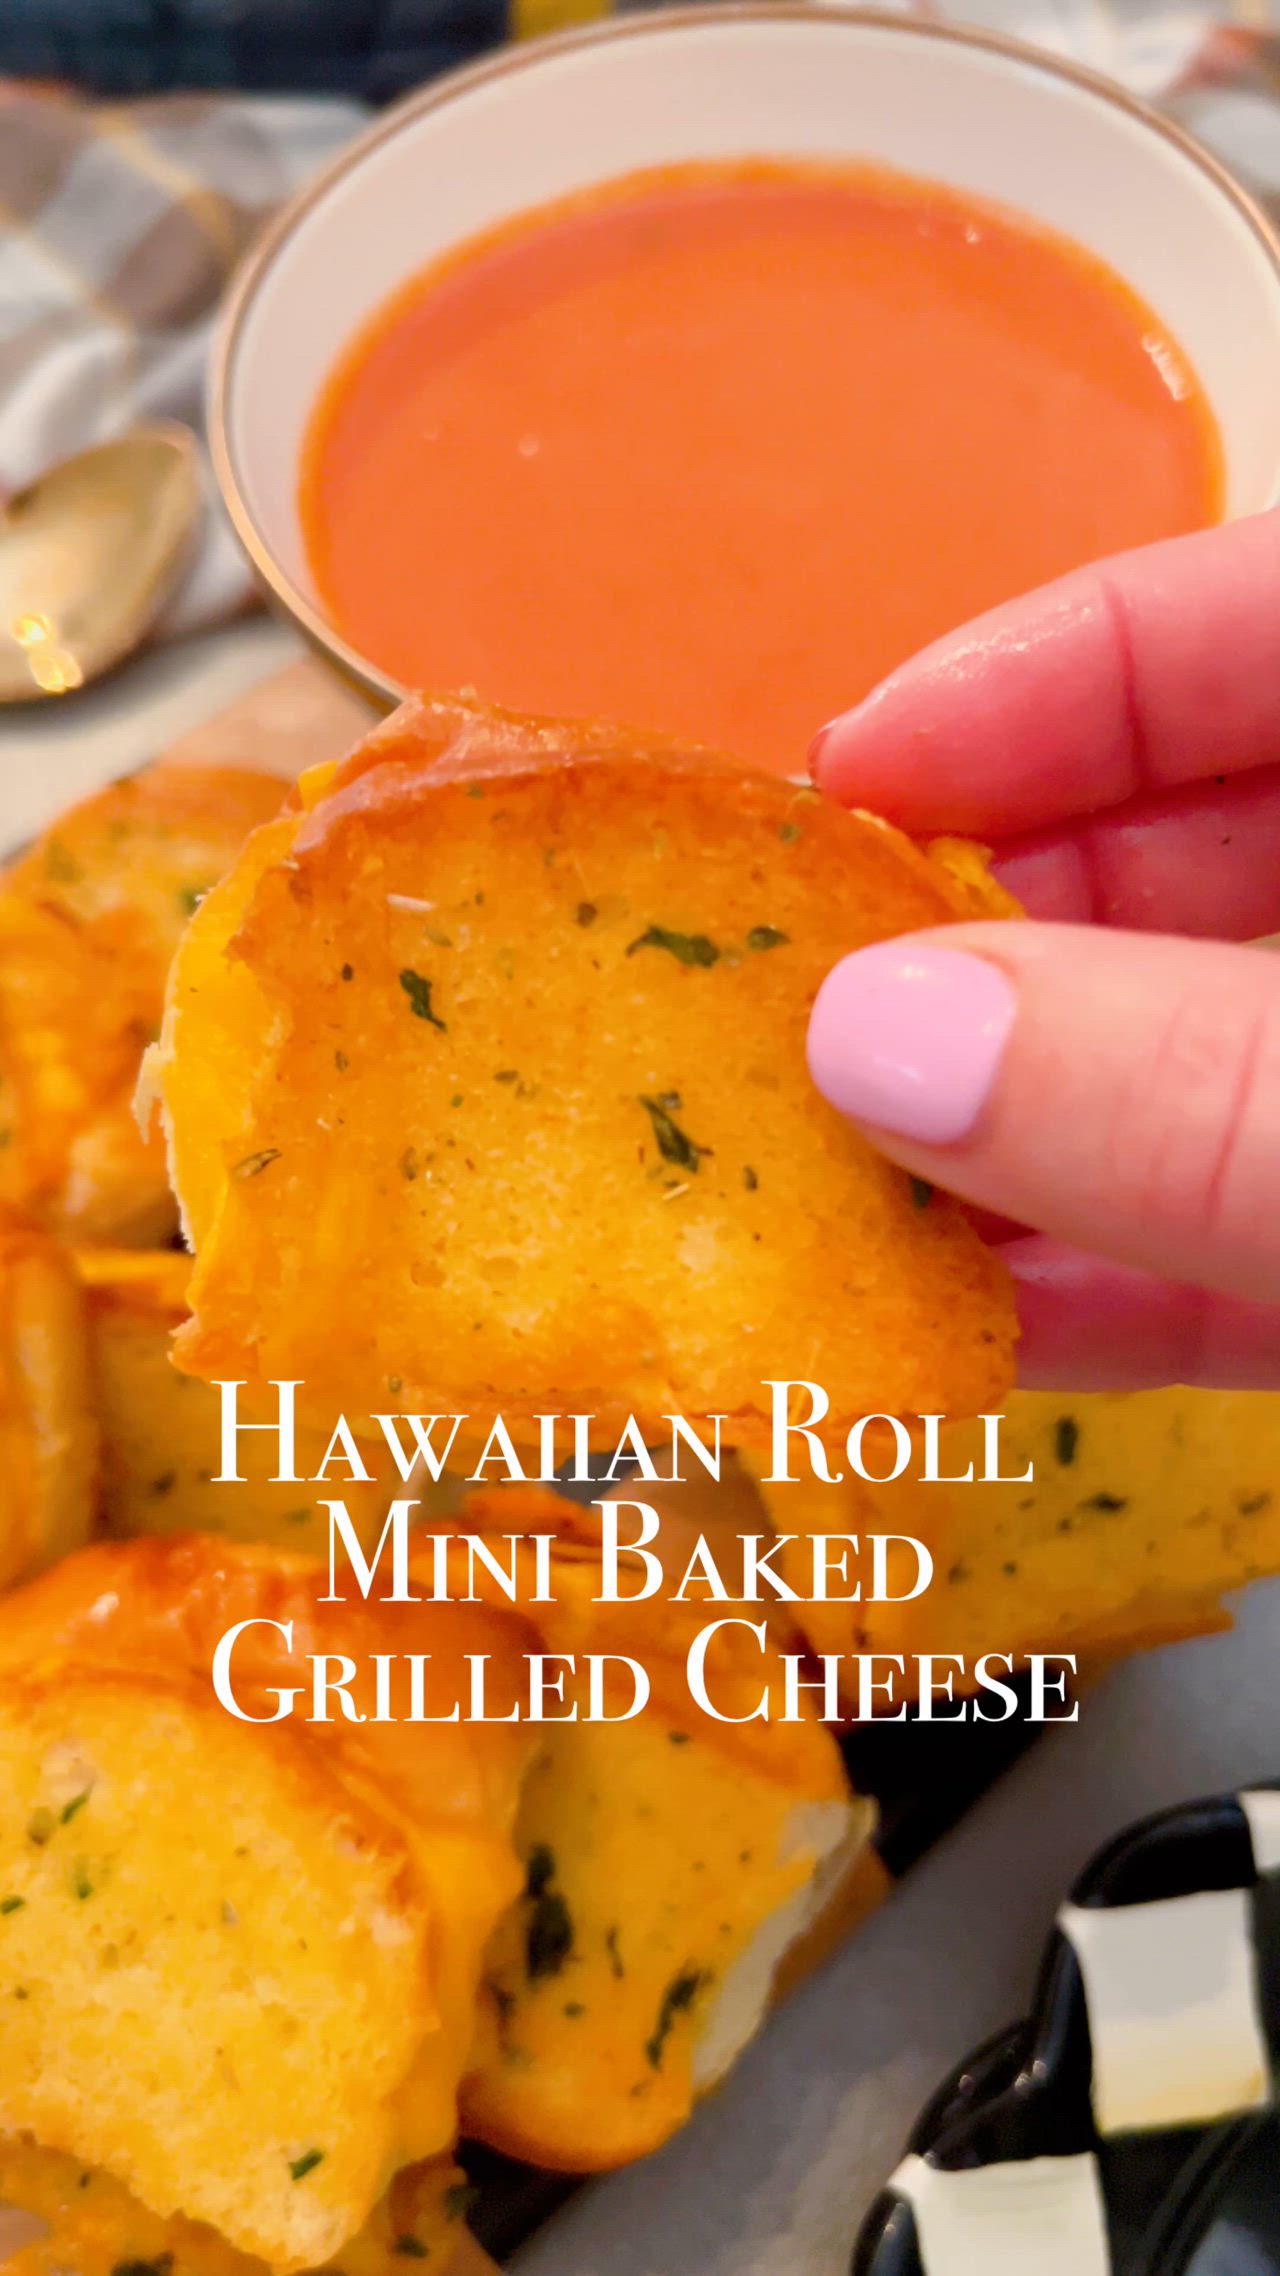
[
  {"xmin": 3, "ymin": 0, "xmax": 1280, "ymax": 642},
  {"xmin": 879, "ymin": 1783, "xmax": 1280, "ymax": 2275}
]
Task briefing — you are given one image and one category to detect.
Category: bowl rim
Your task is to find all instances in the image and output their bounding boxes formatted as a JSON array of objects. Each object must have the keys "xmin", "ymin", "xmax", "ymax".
[{"xmin": 209, "ymin": 0, "xmax": 1280, "ymax": 709}]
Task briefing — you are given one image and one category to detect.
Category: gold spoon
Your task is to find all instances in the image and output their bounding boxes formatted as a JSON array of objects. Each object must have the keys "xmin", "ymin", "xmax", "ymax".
[{"xmin": 0, "ymin": 423, "xmax": 200, "ymax": 703}]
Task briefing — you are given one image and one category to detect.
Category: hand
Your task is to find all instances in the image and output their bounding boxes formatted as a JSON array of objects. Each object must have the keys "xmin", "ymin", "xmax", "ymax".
[{"xmin": 805, "ymin": 511, "xmax": 1280, "ymax": 1390}]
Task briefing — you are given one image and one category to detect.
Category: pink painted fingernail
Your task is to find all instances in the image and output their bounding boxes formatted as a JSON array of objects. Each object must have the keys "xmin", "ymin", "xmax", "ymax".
[
  {"xmin": 807, "ymin": 943, "xmax": 1016, "ymax": 1146},
  {"xmin": 806, "ymin": 715, "xmax": 845, "ymax": 783}
]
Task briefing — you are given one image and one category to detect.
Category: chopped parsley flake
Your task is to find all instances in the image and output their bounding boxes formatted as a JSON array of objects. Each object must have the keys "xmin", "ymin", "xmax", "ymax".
[
  {"xmin": 746, "ymin": 926, "xmax": 789, "ymax": 951},
  {"xmin": 0, "ymin": 1897, "xmax": 24, "ymax": 1916},
  {"xmin": 26, "ymin": 1808, "xmax": 55, "ymax": 1848},
  {"xmin": 177, "ymin": 885, "xmax": 206, "ymax": 917},
  {"xmin": 526, "ymin": 1844, "xmax": 555, "ymax": 1897},
  {"xmin": 1054, "ymin": 1416, "xmax": 1079, "ymax": 1467},
  {"xmin": 575, "ymin": 902, "xmax": 598, "ymax": 927},
  {"xmin": 639, "ymin": 1097, "xmax": 710, "ymax": 1173},
  {"xmin": 524, "ymin": 1845, "xmax": 574, "ymax": 1980},
  {"xmin": 626, "ymin": 925, "xmax": 720, "ymax": 968},
  {"xmin": 1081, "ymin": 1492, "xmax": 1128, "ymax": 1513},
  {"xmin": 443, "ymin": 2183, "xmax": 480, "ymax": 2223},
  {"xmin": 644, "ymin": 1968, "xmax": 707, "ymax": 2069},
  {"xmin": 289, "ymin": 2150, "xmax": 324, "ymax": 2182},
  {"xmin": 399, "ymin": 969, "xmax": 446, "ymax": 1030},
  {"xmin": 393, "ymin": 2237, "xmax": 429, "ymax": 2258},
  {"xmin": 909, "ymin": 1177, "xmax": 933, "ymax": 1210},
  {"xmin": 60, "ymin": 1791, "xmax": 91, "ymax": 1825}
]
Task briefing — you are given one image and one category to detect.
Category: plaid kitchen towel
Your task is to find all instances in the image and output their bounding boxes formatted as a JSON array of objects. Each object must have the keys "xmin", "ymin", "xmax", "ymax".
[{"xmin": 2, "ymin": 0, "xmax": 1279, "ymax": 642}]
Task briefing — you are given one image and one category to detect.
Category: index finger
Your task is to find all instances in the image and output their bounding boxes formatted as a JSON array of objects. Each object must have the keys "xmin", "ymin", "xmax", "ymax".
[{"xmin": 811, "ymin": 509, "xmax": 1280, "ymax": 837}]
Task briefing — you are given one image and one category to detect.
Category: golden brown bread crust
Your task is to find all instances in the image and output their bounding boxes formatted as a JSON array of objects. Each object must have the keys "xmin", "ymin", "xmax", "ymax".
[
  {"xmin": 0, "ymin": 2141, "xmax": 485, "ymax": 2276},
  {"xmin": 0, "ymin": 1211, "xmax": 97, "ymax": 1589},
  {"xmin": 0, "ymin": 764, "xmax": 285, "ymax": 1247},
  {"xmin": 154, "ymin": 694, "xmax": 1016, "ymax": 1443},
  {"xmin": 0, "ymin": 1536, "xmax": 538, "ymax": 2270}
]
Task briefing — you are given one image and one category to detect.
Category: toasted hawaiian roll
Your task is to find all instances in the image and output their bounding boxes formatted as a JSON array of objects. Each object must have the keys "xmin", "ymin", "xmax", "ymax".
[
  {"xmin": 0, "ymin": 1537, "xmax": 537, "ymax": 2270},
  {"xmin": 74, "ymin": 1246, "xmax": 438, "ymax": 1558},
  {"xmin": 423, "ymin": 1488, "xmax": 873, "ymax": 2171},
  {"xmin": 0, "ymin": 764, "xmax": 285, "ymax": 1245},
  {"xmin": 0, "ymin": 1211, "xmax": 97, "ymax": 1589},
  {"xmin": 0, "ymin": 2139, "xmax": 485, "ymax": 2276},
  {"xmin": 757, "ymin": 1386, "xmax": 1280, "ymax": 1696},
  {"xmin": 149, "ymin": 694, "xmax": 1016, "ymax": 1445}
]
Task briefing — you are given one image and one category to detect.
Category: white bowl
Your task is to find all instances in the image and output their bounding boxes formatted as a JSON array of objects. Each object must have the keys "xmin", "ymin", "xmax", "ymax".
[{"xmin": 211, "ymin": 2, "xmax": 1280, "ymax": 705}]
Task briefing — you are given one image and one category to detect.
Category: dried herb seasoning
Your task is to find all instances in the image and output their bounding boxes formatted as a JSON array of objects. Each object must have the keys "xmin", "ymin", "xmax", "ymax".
[
  {"xmin": 1054, "ymin": 1416, "xmax": 1079, "ymax": 1466},
  {"xmin": 524, "ymin": 1845, "xmax": 574, "ymax": 1980},
  {"xmin": 398, "ymin": 969, "xmax": 446, "ymax": 1030},
  {"xmin": 639, "ymin": 1097, "xmax": 710, "ymax": 1172},
  {"xmin": 644, "ymin": 1967, "xmax": 706, "ymax": 2069},
  {"xmin": 626, "ymin": 925, "xmax": 720, "ymax": 967},
  {"xmin": 443, "ymin": 2182, "xmax": 481, "ymax": 2222}
]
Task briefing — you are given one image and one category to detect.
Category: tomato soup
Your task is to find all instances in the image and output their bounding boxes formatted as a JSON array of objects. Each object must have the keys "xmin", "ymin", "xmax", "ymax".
[{"xmin": 301, "ymin": 161, "xmax": 1222, "ymax": 775}]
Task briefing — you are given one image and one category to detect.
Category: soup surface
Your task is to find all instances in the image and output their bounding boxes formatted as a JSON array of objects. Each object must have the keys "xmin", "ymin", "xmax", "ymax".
[{"xmin": 301, "ymin": 160, "xmax": 1222, "ymax": 775}]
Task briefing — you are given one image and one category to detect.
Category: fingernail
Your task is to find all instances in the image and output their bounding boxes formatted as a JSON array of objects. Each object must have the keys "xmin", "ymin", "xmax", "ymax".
[
  {"xmin": 807, "ymin": 712, "xmax": 850, "ymax": 784},
  {"xmin": 807, "ymin": 943, "xmax": 1016, "ymax": 1145}
]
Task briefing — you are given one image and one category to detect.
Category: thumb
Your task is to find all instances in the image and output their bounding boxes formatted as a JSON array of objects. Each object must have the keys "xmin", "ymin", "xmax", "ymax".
[{"xmin": 807, "ymin": 922, "xmax": 1280, "ymax": 1303}]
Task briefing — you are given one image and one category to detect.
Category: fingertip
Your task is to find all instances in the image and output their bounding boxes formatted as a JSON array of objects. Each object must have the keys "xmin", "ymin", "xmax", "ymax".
[
  {"xmin": 808, "ymin": 667, "xmax": 923, "ymax": 807},
  {"xmin": 807, "ymin": 706, "xmax": 863, "ymax": 800},
  {"xmin": 1003, "ymin": 1234, "xmax": 1280, "ymax": 1390}
]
